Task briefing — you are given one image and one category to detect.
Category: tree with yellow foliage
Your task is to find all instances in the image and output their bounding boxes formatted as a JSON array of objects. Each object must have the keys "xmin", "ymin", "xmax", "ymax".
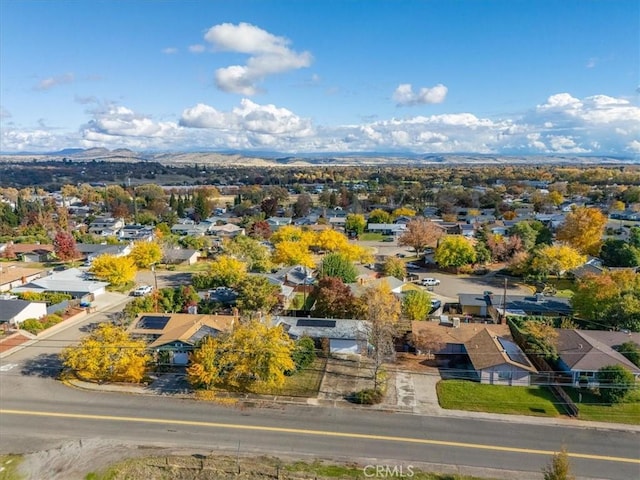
[
  {"xmin": 392, "ymin": 207, "xmax": 416, "ymax": 218},
  {"xmin": 206, "ymin": 255, "xmax": 248, "ymax": 288},
  {"xmin": 556, "ymin": 206, "xmax": 607, "ymax": 255},
  {"xmin": 61, "ymin": 323, "xmax": 150, "ymax": 383},
  {"xmin": 398, "ymin": 218, "xmax": 443, "ymax": 256},
  {"xmin": 128, "ymin": 241, "xmax": 163, "ymax": 269},
  {"xmin": 272, "ymin": 240, "xmax": 315, "ymax": 268},
  {"xmin": 270, "ymin": 225, "xmax": 314, "ymax": 246},
  {"xmin": 313, "ymin": 229, "xmax": 349, "ymax": 252},
  {"xmin": 530, "ymin": 244, "xmax": 586, "ymax": 278},
  {"xmin": 187, "ymin": 321, "xmax": 295, "ymax": 391},
  {"xmin": 90, "ymin": 254, "xmax": 137, "ymax": 287}
]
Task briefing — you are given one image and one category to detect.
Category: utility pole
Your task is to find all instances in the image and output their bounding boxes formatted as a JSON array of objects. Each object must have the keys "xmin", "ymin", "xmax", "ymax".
[{"xmin": 502, "ymin": 277, "xmax": 508, "ymax": 323}]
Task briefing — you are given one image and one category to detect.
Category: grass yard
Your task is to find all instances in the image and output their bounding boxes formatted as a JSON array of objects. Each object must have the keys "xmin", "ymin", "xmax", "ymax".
[
  {"xmin": 250, "ymin": 357, "xmax": 327, "ymax": 397},
  {"xmin": 437, "ymin": 380, "xmax": 564, "ymax": 417},
  {"xmin": 0, "ymin": 455, "xmax": 23, "ymax": 480},
  {"xmin": 566, "ymin": 387, "xmax": 640, "ymax": 425},
  {"xmin": 359, "ymin": 232, "xmax": 384, "ymax": 241}
]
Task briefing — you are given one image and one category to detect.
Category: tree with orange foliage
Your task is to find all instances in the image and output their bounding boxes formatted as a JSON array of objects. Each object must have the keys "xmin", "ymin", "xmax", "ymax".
[{"xmin": 556, "ymin": 206, "xmax": 607, "ymax": 255}]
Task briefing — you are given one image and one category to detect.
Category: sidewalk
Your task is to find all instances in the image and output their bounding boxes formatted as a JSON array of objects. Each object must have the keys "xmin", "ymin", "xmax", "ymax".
[{"xmin": 66, "ymin": 373, "xmax": 640, "ymax": 434}]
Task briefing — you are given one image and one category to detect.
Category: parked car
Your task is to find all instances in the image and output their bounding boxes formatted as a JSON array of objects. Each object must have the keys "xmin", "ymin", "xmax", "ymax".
[
  {"xmin": 421, "ymin": 277, "xmax": 440, "ymax": 286},
  {"xmin": 406, "ymin": 262, "xmax": 421, "ymax": 270},
  {"xmin": 132, "ymin": 285, "xmax": 153, "ymax": 296},
  {"xmin": 429, "ymin": 299, "xmax": 442, "ymax": 313}
]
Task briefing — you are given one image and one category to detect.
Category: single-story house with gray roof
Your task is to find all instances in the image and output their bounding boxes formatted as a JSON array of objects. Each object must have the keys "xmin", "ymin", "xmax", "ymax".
[{"xmin": 274, "ymin": 316, "xmax": 369, "ymax": 355}]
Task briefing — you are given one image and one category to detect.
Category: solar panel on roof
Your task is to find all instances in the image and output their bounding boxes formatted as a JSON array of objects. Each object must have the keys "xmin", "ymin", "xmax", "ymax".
[
  {"xmin": 497, "ymin": 337, "xmax": 532, "ymax": 367},
  {"xmin": 138, "ymin": 315, "xmax": 171, "ymax": 330},
  {"xmin": 296, "ymin": 319, "xmax": 336, "ymax": 328}
]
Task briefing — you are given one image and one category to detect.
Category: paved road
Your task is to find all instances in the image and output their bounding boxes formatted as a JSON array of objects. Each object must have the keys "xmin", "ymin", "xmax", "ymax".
[{"xmin": 0, "ymin": 369, "xmax": 638, "ymax": 479}]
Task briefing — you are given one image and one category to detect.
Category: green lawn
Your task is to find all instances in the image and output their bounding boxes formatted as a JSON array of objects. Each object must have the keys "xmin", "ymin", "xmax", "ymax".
[
  {"xmin": 437, "ymin": 380, "xmax": 563, "ymax": 417},
  {"xmin": 0, "ymin": 455, "xmax": 23, "ymax": 480},
  {"xmin": 250, "ymin": 357, "xmax": 327, "ymax": 397},
  {"xmin": 565, "ymin": 387, "xmax": 640, "ymax": 425},
  {"xmin": 359, "ymin": 232, "xmax": 384, "ymax": 241}
]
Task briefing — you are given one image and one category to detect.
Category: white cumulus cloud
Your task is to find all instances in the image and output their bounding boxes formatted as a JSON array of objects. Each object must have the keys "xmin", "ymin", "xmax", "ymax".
[
  {"xmin": 162, "ymin": 47, "xmax": 178, "ymax": 55},
  {"xmin": 392, "ymin": 83, "xmax": 448, "ymax": 106},
  {"xmin": 189, "ymin": 44, "xmax": 205, "ymax": 53},
  {"xmin": 204, "ymin": 22, "xmax": 312, "ymax": 95}
]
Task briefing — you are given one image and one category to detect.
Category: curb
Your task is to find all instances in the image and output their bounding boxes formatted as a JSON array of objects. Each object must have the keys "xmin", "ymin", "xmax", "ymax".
[{"xmin": 65, "ymin": 378, "xmax": 640, "ymax": 433}]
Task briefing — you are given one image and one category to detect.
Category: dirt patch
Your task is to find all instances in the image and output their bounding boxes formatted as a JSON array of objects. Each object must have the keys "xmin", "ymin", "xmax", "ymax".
[{"xmin": 0, "ymin": 333, "xmax": 31, "ymax": 353}]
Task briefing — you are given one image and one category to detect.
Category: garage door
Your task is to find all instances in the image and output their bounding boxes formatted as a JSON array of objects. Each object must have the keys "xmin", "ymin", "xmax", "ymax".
[{"xmin": 330, "ymin": 339, "xmax": 358, "ymax": 354}]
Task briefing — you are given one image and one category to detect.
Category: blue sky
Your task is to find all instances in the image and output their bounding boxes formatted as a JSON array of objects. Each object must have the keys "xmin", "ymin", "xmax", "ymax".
[{"xmin": 1, "ymin": 0, "xmax": 638, "ymax": 156}]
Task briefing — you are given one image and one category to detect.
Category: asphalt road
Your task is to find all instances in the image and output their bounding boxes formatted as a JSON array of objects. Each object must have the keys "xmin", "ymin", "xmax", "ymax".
[{"xmin": 1, "ymin": 365, "xmax": 639, "ymax": 478}]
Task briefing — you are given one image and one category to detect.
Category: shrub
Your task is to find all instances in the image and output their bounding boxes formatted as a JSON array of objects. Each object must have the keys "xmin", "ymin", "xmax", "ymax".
[
  {"xmin": 350, "ymin": 388, "xmax": 384, "ymax": 405},
  {"xmin": 292, "ymin": 337, "xmax": 316, "ymax": 371},
  {"xmin": 21, "ymin": 318, "xmax": 44, "ymax": 334},
  {"xmin": 597, "ymin": 365, "xmax": 636, "ymax": 404}
]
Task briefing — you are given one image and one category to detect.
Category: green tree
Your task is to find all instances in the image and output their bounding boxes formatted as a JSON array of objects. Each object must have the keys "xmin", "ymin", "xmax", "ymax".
[
  {"xmin": 291, "ymin": 336, "xmax": 316, "ymax": 372},
  {"xmin": 345, "ymin": 213, "xmax": 366, "ymax": 236},
  {"xmin": 617, "ymin": 342, "xmax": 640, "ymax": 367},
  {"xmin": 597, "ymin": 365, "xmax": 636, "ymax": 404},
  {"xmin": 599, "ymin": 239, "xmax": 640, "ymax": 268},
  {"xmin": 434, "ymin": 236, "xmax": 477, "ymax": 269},
  {"xmin": 509, "ymin": 221, "xmax": 538, "ymax": 252},
  {"xmin": 61, "ymin": 323, "xmax": 150, "ymax": 383},
  {"xmin": 542, "ymin": 446, "xmax": 575, "ymax": 480},
  {"xmin": 236, "ymin": 275, "xmax": 281, "ymax": 316},
  {"xmin": 223, "ymin": 236, "xmax": 273, "ymax": 272},
  {"xmin": 402, "ymin": 290, "xmax": 432, "ymax": 321},
  {"xmin": 320, "ymin": 252, "xmax": 358, "ymax": 283},
  {"xmin": 383, "ymin": 257, "xmax": 407, "ymax": 280},
  {"xmin": 368, "ymin": 208, "xmax": 391, "ymax": 224}
]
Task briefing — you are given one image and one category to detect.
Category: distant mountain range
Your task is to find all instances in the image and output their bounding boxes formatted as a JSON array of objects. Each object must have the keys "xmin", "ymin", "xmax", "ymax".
[{"xmin": 0, "ymin": 148, "xmax": 635, "ymax": 166}]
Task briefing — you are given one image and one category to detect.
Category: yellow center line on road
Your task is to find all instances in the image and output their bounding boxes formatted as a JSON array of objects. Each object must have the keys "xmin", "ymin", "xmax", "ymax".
[{"xmin": 1, "ymin": 408, "xmax": 638, "ymax": 464}]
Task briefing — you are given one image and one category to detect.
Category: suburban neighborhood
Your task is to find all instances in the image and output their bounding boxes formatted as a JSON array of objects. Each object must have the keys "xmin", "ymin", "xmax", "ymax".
[{"xmin": 1, "ymin": 163, "xmax": 639, "ymax": 479}]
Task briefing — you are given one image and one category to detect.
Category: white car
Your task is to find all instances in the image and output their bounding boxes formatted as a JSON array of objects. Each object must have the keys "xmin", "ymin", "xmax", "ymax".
[
  {"xmin": 421, "ymin": 277, "xmax": 440, "ymax": 286},
  {"xmin": 132, "ymin": 285, "xmax": 153, "ymax": 296}
]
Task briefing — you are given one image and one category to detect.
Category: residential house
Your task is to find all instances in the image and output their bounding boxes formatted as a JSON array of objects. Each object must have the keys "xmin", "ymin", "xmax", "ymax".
[
  {"xmin": 11, "ymin": 268, "xmax": 109, "ymax": 301},
  {"xmin": 162, "ymin": 247, "xmax": 200, "ymax": 266},
  {"xmin": 274, "ymin": 316, "xmax": 369, "ymax": 355},
  {"xmin": 570, "ymin": 257, "xmax": 605, "ymax": 279},
  {"xmin": 119, "ymin": 225, "xmax": 155, "ymax": 241},
  {"xmin": 129, "ymin": 312, "xmax": 236, "ymax": 365},
  {"xmin": 411, "ymin": 318, "xmax": 536, "ymax": 385},
  {"xmin": 458, "ymin": 292, "xmax": 572, "ymax": 321},
  {"xmin": 88, "ymin": 217, "xmax": 124, "ymax": 236},
  {"xmin": 556, "ymin": 329, "xmax": 640, "ymax": 386},
  {"xmin": 2, "ymin": 243, "xmax": 54, "ymax": 263},
  {"xmin": 266, "ymin": 217, "xmax": 293, "ymax": 229},
  {"xmin": 76, "ymin": 243, "xmax": 132, "ymax": 264},
  {"xmin": 366, "ymin": 223, "xmax": 407, "ymax": 235},
  {"xmin": 207, "ymin": 223, "xmax": 245, "ymax": 238},
  {"xmin": 464, "ymin": 329, "xmax": 536, "ymax": 385},
  {"xmin": 0, "ymin": 298, "xmax": 47, "ymax": 326},
  {"xmin": 0, "ymin": 264, "xmax": 45, "ymax": 292},
  {"xmin": 170, "ymin": 220, "xmax": 209, "ymax": 237}
]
